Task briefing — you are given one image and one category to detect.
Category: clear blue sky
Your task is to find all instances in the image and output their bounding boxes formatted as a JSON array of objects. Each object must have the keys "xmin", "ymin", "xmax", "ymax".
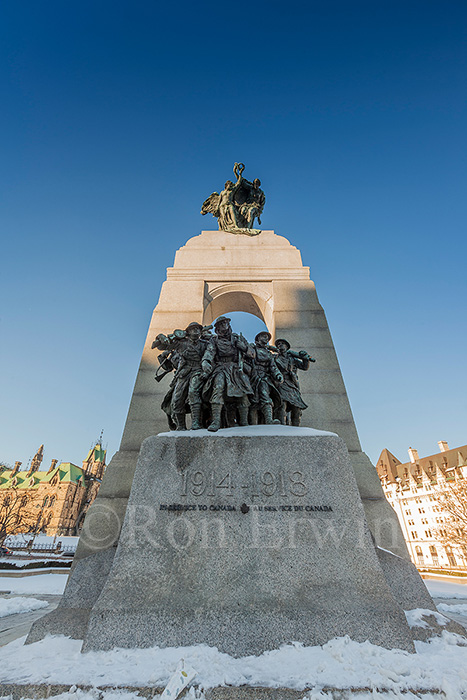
[{"xmin": 1, "ymin": 0, "xmax": 466, "ymax": 469}]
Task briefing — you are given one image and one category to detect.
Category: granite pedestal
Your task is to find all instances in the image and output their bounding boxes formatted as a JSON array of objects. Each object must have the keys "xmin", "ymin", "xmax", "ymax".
[{"xmin": 82, "ymin": 427, "xmax": 415, "ymax": 655}]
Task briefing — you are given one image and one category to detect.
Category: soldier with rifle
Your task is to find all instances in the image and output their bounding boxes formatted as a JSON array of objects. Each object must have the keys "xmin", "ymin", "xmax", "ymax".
[
  {"xmin": 271, "ymin": 339, "xmax": 315, "ymax": 426},
  {"xmin": 248, "ymin": 331, "xmax": 283, "ymax": 425},
  {"xmin": 152, "ymin": 322, "xmax": 212, "ymax": 430}
]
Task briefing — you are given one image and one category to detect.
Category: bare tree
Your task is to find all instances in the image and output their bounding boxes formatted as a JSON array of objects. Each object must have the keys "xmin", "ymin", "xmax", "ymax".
[
  {"xmin": 0, "ymin": 489, "xmax": 37, "ymax": 546},
  {"xmin": 435, "ymin": 479, "xmax": 467, "ymax": 549}
]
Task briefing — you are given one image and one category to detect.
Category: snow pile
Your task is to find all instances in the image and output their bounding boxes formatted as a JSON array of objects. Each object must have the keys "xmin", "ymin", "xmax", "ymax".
[
  {"xmin": 404, "ymin": 608, "xmax": 451, "ymax": 629},
  {"xmin": 0, "ymin": 632, "xmax": 466, "ymax": 694},
  {"xmin": 0, "ymin": 572, "xmax": 68, "ymax": 595},
  {"xmin": 0, "ymin": 596, "xmax": 48, "ymax": 618},
  {"xmin": 438, "ymin": 603, "xmax": 467, "ymax": 617},
  {"xmin": 4, "ymin": 691, "xmax": 148, "ymax": 700},
  {"xmin": 157, "ymin": 425, "xmax": 337, "ymax": 438}
]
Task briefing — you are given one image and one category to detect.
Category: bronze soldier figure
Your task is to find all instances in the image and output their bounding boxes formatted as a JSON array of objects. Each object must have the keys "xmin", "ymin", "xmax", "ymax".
[
  {"xmin": 273, "ymin": 339, "xmax": 314, "ymax": 426},
  {"xmin": 153, "ymin": 322, "xmax": 210, "ymax": 430},
  {"xmin": 201, "ymin": 316, "xmax": 253, "ymax": 432},
  {"xmin": 249, "ymin": 331, "xmax": 283, "ymax": 425}
]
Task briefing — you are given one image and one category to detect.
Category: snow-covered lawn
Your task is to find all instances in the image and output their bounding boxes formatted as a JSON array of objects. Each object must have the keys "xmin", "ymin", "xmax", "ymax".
[
  {"xmin": 0, "ymin": 556, "xmax": 71, "ymax": 567},
  {"xmin": 0, "ymin": 631, "xmax": 466, "ymax": 695},
  {"xmin": 0, "ymin": 596, "xmax": 48, "ymax": 618},
  {"xmin": 0, "ymin": 572, "xmax": 68, "ymax": 595}
]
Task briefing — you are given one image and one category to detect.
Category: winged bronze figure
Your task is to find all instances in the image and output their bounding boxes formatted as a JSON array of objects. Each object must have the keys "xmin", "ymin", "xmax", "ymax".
[{"xmin": 201, "ymin": 163, "xmax": 265, "ymax": 236}]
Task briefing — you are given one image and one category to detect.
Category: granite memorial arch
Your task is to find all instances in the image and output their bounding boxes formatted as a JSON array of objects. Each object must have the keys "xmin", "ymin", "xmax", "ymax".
[
  {"xmin": 24, "ymin": 161, "xmax": 466, "ymax": 658},
  {"xmin": 25, "ymin": 227, "xmax": 442, "ymax": 650}
]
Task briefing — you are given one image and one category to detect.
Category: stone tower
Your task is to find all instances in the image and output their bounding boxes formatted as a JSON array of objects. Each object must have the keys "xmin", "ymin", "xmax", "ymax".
[
  {"xmin": 27, "ymin": 444, "xmax": 44, "ymax": 475},
  {"xmin": 82, "ymin": 443, "xmax": 106, "ymax": 480}
]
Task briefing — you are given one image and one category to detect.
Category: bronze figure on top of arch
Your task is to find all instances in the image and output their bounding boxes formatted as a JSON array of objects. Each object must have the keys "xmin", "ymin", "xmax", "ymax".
[{"xmin": 201, "ymin": 163, "xmax": 266, "ymax": 236}]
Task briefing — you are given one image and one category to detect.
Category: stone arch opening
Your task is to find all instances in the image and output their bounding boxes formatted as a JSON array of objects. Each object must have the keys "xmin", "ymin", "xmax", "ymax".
[{"xmin": 202, "ymin": 284, "xmax": 274, "ymax": 333}]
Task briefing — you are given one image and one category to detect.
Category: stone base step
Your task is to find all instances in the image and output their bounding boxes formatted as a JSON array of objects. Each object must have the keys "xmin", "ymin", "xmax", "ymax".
[{"xmin": 0, "ymin": 683, "xmax": 446, "ymax": 699}]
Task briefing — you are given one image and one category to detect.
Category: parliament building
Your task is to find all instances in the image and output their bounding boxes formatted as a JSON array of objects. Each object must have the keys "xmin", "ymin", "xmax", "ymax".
[{"xmin": 0, "ymin": 441, "xmax": 106, "ymax": 536}]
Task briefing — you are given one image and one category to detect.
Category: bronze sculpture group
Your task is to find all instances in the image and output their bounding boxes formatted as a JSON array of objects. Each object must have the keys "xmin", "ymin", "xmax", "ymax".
[{"xmin": 152, "ymin": 317, "xmax": 315, "ymax": 432}]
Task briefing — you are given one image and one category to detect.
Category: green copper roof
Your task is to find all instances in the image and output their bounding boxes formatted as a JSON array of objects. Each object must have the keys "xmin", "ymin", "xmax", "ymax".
[
  {"xmin": 0, "ymin": 462, "xmax": 85, "ymax": 489},
  {"xmin": 94, "ymin": 446, "xmax": 106, "ymax": 462},
  {"xmin": 83, "ymin": 443, "xmax": 106, "ymax": 465}
]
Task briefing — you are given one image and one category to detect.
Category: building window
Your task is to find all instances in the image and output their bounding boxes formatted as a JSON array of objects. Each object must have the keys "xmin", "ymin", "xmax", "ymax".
[
  {"xmin": 415, "ymin": 546, "xmax": 424, "ymax": 566},
  {"xmin": 42, "ymin": 496, "xmax": 49, "ymax": 507},
  {"xmin": 429, "ymin": 545, "xmax": 439, "ymax": 566},
  {"xmin": 411, "ymin": 531, "xmax": 418, "ymax": 539},
  {"xmin": 445, "ymin": 547, "xmax": 457, "ymax": 567}
]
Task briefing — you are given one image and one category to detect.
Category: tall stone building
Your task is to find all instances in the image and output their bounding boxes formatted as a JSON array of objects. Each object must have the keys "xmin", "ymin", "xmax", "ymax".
[
  {"xmin": 376, "ymin": 441, "xmax": 467, "ymax": 572},
  {"xmin": 0, "ymin": 442, "xmax": 106, "ymax": 537}
]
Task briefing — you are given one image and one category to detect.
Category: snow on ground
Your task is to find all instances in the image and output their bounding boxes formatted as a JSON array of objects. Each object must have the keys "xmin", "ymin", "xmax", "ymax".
[
  {"xmin": 0, "ymin": 692, "xmax": 154, "ymax": 700},
  {"xmin": 0, "ymin": 596, "xmax": 48, "ymax": 618},
  {"xmin": 157, "ymin": 425, "xmax": 337, "ymax": 438},
  {"xmin": 437, "ymin": 603, "xmax": 467, "ymax": 617},
  {"xmin": 0, "ymin": 573, "xmax": 68, "ymax": 595},
  {"xmin": 423, "ymin": 577, "xmax": 467, "ymax": 599},
  {"xmin": 0, "ymin": 566, "xmax": 465, "ymax": 698},
  {"xmin": 0, "ymin": 631, "xmax": 466, "ymax": 695}
]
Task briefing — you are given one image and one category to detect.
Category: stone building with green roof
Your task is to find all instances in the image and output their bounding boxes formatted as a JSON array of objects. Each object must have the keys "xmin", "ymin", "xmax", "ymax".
[{"xmin": 0, "ymin": 442, "xmax": 106, "ymax": 537}]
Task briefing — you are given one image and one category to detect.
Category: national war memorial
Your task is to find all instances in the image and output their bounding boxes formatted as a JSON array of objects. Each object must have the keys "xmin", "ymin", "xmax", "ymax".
[{"xmin": 27, "ymin": 164, "xmax": 465, "ymax": 655}]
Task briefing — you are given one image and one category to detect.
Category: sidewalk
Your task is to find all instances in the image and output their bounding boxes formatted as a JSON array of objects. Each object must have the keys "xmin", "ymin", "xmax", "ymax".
[{"xmin": 0, "ymin": 594, "xmax": 62, "ymax": 647}]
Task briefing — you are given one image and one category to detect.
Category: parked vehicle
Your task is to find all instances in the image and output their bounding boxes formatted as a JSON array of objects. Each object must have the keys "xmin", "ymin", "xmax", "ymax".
[{"xmin": 0, "ymin": 546, "xmax": 12, "ymax": 556}]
